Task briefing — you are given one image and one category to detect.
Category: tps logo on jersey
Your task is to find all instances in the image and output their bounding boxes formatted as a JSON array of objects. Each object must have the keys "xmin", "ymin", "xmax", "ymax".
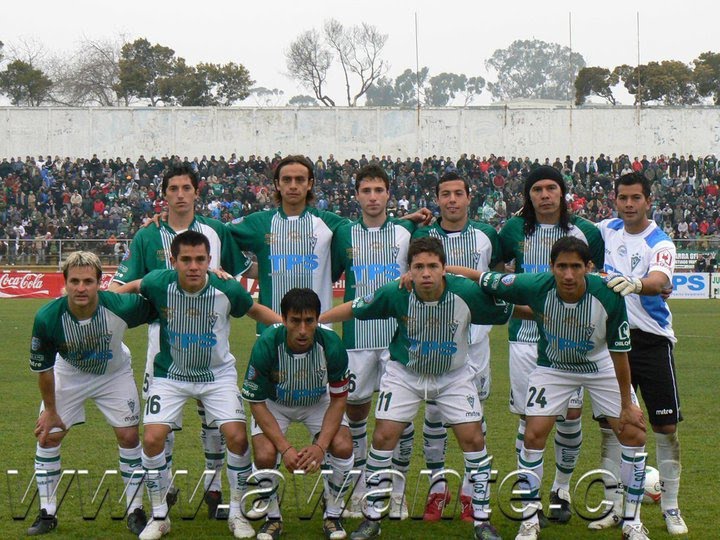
[{"xmin": 501, "ymin": 274, "xmax": 516, "ymax": 286}]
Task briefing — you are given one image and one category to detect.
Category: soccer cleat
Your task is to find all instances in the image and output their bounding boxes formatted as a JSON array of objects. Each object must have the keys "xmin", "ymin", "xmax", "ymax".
[
  {"xmin": 127, "ymin": 507, "xmax": 148, "ymax": 535},
  {"xmin": 548, "ymin": 488, "xmax": 572, "ymax": 523},
  {"xmin": 256, "ymin": 519, "xmax": 283, "ymax": 540},
  {"xmin": 389, "ymin": 493, "xmax": 408, "ymax": 520},
  {"xmin": 229, "ymin": 512, "xmax": 255, "ymax": 539},
  {"xmin": 587, "ymin": 508, "xmax": 621, "ymax": 530},
  {"xmin": 423, "ymin": 490, "xmax": 451, "ymax": 521},
  {"xmin": 27, "ymin": 509, "xmax": 58, "ymax": 536},
  {"xmin": 515, "ymin": 520, "xmax": 540, "ymax": 540},
  {"xmin": 474, "ymin": 522, "xmax": 502, "ymax": 540},
  {"xmin": 537, "ymin": 509, "xmax": 550, "ymax": 529},
  {"xmin": 323, "ymin": 517, "xmax": 347, "ymax": 540},
  {"xmin": 622, "ymin": 522, "xmax": 651, "ymax": 540},
  {"xmin": 663, "ymin": 508, "xmax": 688, "ymax": 535},
  {"xmin": 139, "ymin": 517, "xmax": 171, "ymax": 540},
  {"xmin": 205, "ymin": 489, "xmax": 223, "ymax": 519},
  {"xmin": 460, "ymin": 494, "xmax": 474, "ymax": 522},
  {"xmin": 246, "ymin": 496, "xmax": 280, "ymax": 520},
  {"xmin": 166, "ymin": 485, "xmax": 179, "ymax": 508},
  {"xmin": 349, "ymin": 519, "xmax": 381, "ymax": 540},
  {"xmin": 342, "ymin": 493, "xmax": 365, "ymax": 519}
]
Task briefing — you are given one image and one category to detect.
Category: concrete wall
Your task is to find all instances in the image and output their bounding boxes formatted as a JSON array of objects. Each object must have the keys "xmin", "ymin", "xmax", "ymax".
[{"xmin": 2, "ymin": 106, "xmax": 719, "ymax": 159}]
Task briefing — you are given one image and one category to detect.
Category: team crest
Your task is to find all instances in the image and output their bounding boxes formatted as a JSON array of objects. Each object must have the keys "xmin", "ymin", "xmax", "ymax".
[
  {"xmin": 121, "ymin": 249, "xmax": 131, "ymax": 261},
  {"xmin": 631, "ymin": 253, "xmax": 641, "ymax": 270},
  {"xmin": 617, "ymin": 245, "xmax": 627, "ymax": 257},
  {"xmin": 472, "ymin": 251, "xmax": 481, "ymax": 267},
  {"xmin": 391, "ymin": 245, "xmax": 400, "ymax": 259},
  {"xmin": 449, "ymin": 320, "xmax": 459, "ymax": 335},
  {"xmin": 247, "ymin": 365, "xmax": 257, "ymax": 380},
  {"xmin": 309, "ymin": 234, "xmax": 318, "ymax": 249},
  {"xmin": 209, "ymin": 311, "xmax": 219, "ymax": 327},
  {"xmin": 127, "ymin": 399, "xmax": 136, "ymax": 413},
  {"xmin": 371, "ymin": 241, "xmax": 385, "ymax": 252},
  {"xmin": 31, "ymin": 337, "xmax": 41, "ymax": 352},
  {"xmin": 466, "ymin": 395, "xmax": 475, "ymax": 409},
  {"xmin": 501, "ymin": 274, "xmax": 516, "ymax": 286}
]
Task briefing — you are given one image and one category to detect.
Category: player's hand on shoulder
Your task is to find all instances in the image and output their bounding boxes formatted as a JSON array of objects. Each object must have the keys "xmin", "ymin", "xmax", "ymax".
[
  {"xmin": 603, "ymin": 273, "xmax": 643, "ymax": 296},
  {"xmin": 209, "ymin": 267, "xmax": 233, "ymax": 280},
  {"xmin": 142, "ymin": 212, "xmax": 166, "ymax": 229},
  {"xmin": 398, "ymin": 271, "xmax": 413, "ymax": 291}
]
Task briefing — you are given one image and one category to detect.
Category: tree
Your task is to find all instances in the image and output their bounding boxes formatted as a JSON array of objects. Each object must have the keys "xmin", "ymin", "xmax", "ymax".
[
  {"xmin": 286, "ymin": 29, "xmax": 334, "ymax": 106},
  {"xmin": 248, "ymin": 87, "xmax": 285, "ymax": 107},
  {"xmin": 694, "ymin": 51, "xmax": 720, "ymax": 105},
  {"xmin": 486, "ymin": 39, "xmax": 585, "ymax": 101},
  {"xmin": 574, "ymin": 67, "xmax": 619, "ymax": 105},
  {"xmin": 117, "ymin": 38, "xmax": 176, "ymax": 105},
  {"xmin": 365, "ymin": 68, "xmax": 482, "ymax": 107},
  {"xmin": 0, "ymin": 59, "xmax": 53, "ymax": 105},
  {"xmin": 157, "ymin": 59, "xmax": 211, "ymax": 106},
  {"xmin": 286, "ymin": 19, "xmax": 389, "ymax": 106},
  {"xmin": 614, "ymin": 61, "xmax": 700, "ymax": 105},
  {"xmin": 203, "ymin": 62, "xmax": 253, "ymax": 106},
  {"xmin": 288, "ymin": 94, "xmax": 319, "ymax": 107},
  {"xmin": 47, "ymin": 36, "xmax": 129, "ymax": 106}
]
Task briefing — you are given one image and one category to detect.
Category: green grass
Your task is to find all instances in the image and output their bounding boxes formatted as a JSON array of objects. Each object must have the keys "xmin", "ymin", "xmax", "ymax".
[{"xmin": 0, "ymin": 298, "xmax": 717, "ymax": 539}]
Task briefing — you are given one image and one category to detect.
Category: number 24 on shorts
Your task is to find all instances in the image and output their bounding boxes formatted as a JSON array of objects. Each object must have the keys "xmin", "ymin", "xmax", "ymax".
[{"xmin": 526, "ymin": 386, "xmax": 547, "ymax": 409}]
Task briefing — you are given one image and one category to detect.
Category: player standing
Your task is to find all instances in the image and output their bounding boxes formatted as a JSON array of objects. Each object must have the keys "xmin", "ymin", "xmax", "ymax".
[
  {"xmin": 595, "ymin": 172, "xmax": 688, "ymax": 536},
  {"xmin": 28, "ymin": 251, "xmax": 154, "ymax": 536},
  {"xmin": 479, "ymin": 237, "xmax": 649, "ymax": 540},
  {"xmin": 242, "ymin": 288, "xmax": 352, "ymax": 540}
]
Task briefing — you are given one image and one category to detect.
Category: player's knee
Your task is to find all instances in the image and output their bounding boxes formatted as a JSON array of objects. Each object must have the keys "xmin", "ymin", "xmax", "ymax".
[
  {"xmin": 651, "ymin": 423, "xmax": 677, "ymax": 435},
  {"xmin": 252, "ymin": 437, "xmax": 278, "ymax": 468},
  {"xmin": 617, "ymin": 425, "xmax": 646, "ymax": 447},
  {"xmin": 115, "ymin": 427, "xmax": 140, "ymax": 448},
  {"xmin": 346, "ymin": 401, "xmax": 371, "ymax": 422},
  {"xmin": 565, "ymin": 407, "xmax": 583, "ymax": 420},
  {"xmin": 222, "ymin": 427, "xmax": 249, "ymax": 455},
  {"xmin": 329, "ymin": 431, "xmax": 353, "ymax": 459},
  {"xmin": 142, "ymin": 428, "xmax": 168, "ymax": 455}
]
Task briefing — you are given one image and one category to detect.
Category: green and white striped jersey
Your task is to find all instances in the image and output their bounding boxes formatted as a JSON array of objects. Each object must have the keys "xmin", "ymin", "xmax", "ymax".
[
  {"xmin": 499, "ymin": 215, "xmax": 604, "ymax": 343},
  {"xmin": 480, "ymin": 272, "xmax": 630, "ymax": 373},
  {"xmin": 30, "ymin": 291, "xmax": 154, "ymax": 374},
  {"xmin": 351, "ymin": 274, "xmax": 514, "ymax": 375},
  {"xmin": 413, "ymin": 219, "xmax": 501, "ymax": 271},
  {"xmin": 113, "ymin": 216, "xmax": 251, "ymax": 283},
  {"xmin": 140, "ymin": 270, "xmax": 254, "ymax": 383},
  {"xmin": 228, "ymin": 207, "xmax": 348, "ymax": 333},
  {"xmin": 242, "ymin": 325, "xmax": 349, "ymax": 408},
  {"xmin": 331, "ymin": 216, "xmax": 414, "ymax": 350}
]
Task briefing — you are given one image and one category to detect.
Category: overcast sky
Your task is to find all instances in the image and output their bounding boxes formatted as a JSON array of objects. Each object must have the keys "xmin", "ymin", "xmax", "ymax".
[{"xmin": 2, "ymin": 0, "xmax": 718, "ymax": 106}]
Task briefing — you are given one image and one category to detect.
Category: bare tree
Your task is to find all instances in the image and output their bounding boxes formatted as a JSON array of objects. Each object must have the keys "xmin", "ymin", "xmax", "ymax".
[
  {"xmin": 47, "ymin": 36, "xmax": 131, "ymax": 106},
  {"xmin": 286, "ymin": 19, "xmax": 388, "ymax": 106},
  {"xmin": 286, "ymin": 30, "xmax": 335, "ymax": 106}
]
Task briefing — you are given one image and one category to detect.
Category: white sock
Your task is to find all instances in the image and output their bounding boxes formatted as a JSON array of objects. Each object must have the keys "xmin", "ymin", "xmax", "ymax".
[
  {"xmin": 348, "ymin": 417, "xmax": 368, "ymax": 493},
  {"xmin": 391, "ymin": 424, "xmax": 414, "ymax": 496},
  {"xmin": 119, "ymin": 444, "xmax": 144, "ymax": 513},
  {"xmin": 423, "ymin": 401, "xmax": 447, "ymax": 494},
  {"xmin": 142, "ymin": 449, "xmax": 169, "ymax": 519},
  {"xmin": 518, "ymin": 445, "xmax": 544, "ymax": 522},
  {"xmin": 464, "ymin": 448, "xmax": 491, "ymax": 521},
  {"xmin": 515, "ymin": 419, "xmax": 526, "ymax": 457},
  {"xmin": 251, "ymin": 463, "xmax": 281, "ymax": 519},
  {"xmin": 365, "ymin": 446, "xmax": 393, "ymax": 519},
  {"xmin": 35, "ymin": 444, "xmax": 61, "ymax": 515},
  {"xmin": 598, "ymin": 428, "xmax": 622, "ymax": 511},
  {"xmin": 198, "ymin": 405, "xmax": 224, "ymax": 492},
  {"xmin": 164, "ymin": 431, "xmax": 175, "ymax": 476},
  {"xmin": 324, "ymin": 454, "xmax": 354, "ymax": 518},
  {"xmin": 656, "ymin": 432, "xmax": 682, "ymax": 511},
  {"xmin": 227, "ymin": 448, "xmax": 252, "ymax": 516},
  {"xmin": 552, "ymin": 417, "xmax": 582, "ymax": 492},
  {"xmin": 620, "ymin": 444, "xmax": 646, "ymax": 526}
]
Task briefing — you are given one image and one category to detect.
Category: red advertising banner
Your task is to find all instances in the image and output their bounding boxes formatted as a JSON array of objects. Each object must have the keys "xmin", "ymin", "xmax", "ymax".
[{"xmin": 0, "ymin": 271, "xmax": 346, "ymax": 299}]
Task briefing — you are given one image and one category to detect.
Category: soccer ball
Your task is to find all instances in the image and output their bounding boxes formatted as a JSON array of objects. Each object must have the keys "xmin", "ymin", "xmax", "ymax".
[{"xmin": 643, "ymin": 466, "xmax": 662, "ymax": 504}]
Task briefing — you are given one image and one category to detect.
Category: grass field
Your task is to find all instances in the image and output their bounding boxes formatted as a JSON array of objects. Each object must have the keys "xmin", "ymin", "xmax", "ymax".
[{"xmin": 0, "ymin": 298, "xmax": 716, "ymax": 539}]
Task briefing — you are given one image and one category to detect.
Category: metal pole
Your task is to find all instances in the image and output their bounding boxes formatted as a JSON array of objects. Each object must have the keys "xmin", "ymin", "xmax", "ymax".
[{"xmin": 415, "ymin": 12, "xmax": 421, "ymax": 127}]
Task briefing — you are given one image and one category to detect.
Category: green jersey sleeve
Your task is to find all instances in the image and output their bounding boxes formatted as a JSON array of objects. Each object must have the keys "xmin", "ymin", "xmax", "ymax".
[
  {"xmin": 242, "ymin": 328, "xmax": 278, "ymax": 402},
  {"xmin": 99, "ymin": 290, "xmax": 155, "ymax": 327},
  {"xmin": 216, "ymin": 223, "xmax": 253, "ymax": 277},
  {"xmin": 227, "ymin": 213, "xmax": 265, "ymax": 253},
  {"xmin": 587, "ymin": 274, "xmax": 631, "ymax": 351},
  {"xmin": 113, "ymin": 229, "xmax": 152, "ymax": 283},
  {"xmin": 29, "ymin": 300, "xmax": 63, "ymax": 372},
  {"xmin": 480, "ymin": 271, "xmax": 552, "ymax": 305},
  {"xmin": 351, "ymin": 280, "xmax": 405, "ymax": 321},
  {"xmin": 451, "ymin": 275, "xmax": 514, "ymax": 325},
  {"xmin": 573, "ymin": 216, "xmax": 605, "ymax": 270},
  {"xmin": 317, "ymin": 328, "xmax": 350, "ymax": 385},
  {"xmin": 498, "ymin": 217, "xmax": 525, "ymax": 264},
  {"xmin": 207, "ymin": 274, "xmax": 254, "ymax": 318},
  {"xmin": 331, "ymin": 222, "xmax": 351, "ymax": 283}
]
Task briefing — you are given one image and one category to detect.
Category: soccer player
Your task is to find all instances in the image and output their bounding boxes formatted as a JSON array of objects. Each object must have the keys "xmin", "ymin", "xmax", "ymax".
[
  {"xmin": 242, "ymin": 288, "xmax": 352, "ymax": 540},
  {"xmin": 498, "ymin": 166, "xmax": 604, "ymax": 522},
  {"xmin": 321, "ymin": 237, "xmax": 520, "ymax": 540},
  {"xmin": 479, "ymin": 236, "xmax": 648, "ymax": 540},
  {"xmin": 595, "ymin": 172, "xmax": 688, "ymax": 536},
  {"xmin": 111, "ymin": 163, "xmax": 252, "ymax": 517},
  {"xmin": 129, "ymin": 230, "xmax": 280, "ymax": 540},
  {"xmin": 29, "ymin": 251, "xmax": 154, "ymax": 536},
  {"xmin": 413, "ymin": 171, "xmax": 503, "ymax": 520},
  {"xmin": 330, "ymin": 164, "xmax": 416, "ymax": 519}
]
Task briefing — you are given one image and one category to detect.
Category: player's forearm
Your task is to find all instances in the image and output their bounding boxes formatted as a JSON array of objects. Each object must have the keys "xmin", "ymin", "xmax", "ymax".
[
  {"xmin": 318, "ymin": 302, "xmax": 353, "ymax": 324},
  {"xmin": 512, "ymin": 305, "xmax": 534, "ymax": 320},
  {"xmin": 38, "ymin": 369, "xmax": 57, "ymax": 412},
  {"xmin": 249, "ymin": 402, "xmax": 292, "ymax": 453},
  {"xmin": 315, "ymin": 396, "xmax": 346, "ymax": 451},
  {"xmin": 113, "ymin": 279, "xmax": 141, "ymax": 294},
  {"xmin": 248, "ymin": 303, "xmax": 282, "ymax": 326},
  {"xmin": 639, "ymin": 271, "xmax": 671, "ymax": 295},
  {"xmin": 446, "ymin": 265, "xmax": 481, "ymax": 280},
  {"xmin": 610, "ymin": 351, "xmax": 633, "ymax": 408}
]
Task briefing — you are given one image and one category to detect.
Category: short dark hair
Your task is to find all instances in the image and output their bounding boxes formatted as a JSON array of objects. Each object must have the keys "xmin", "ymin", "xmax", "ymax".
[
  {"xmin": 162, "ymin": 163, "xmax": 199, "ymax": 195},
  {"xmin": 436, "ymin": 171, "xmax": 469, "ymax": 197},
  {"xmin": 550, "ymin": 236, "xmax": 591, "ymax": 265},
  {"xmin": 273, "ymin": 155, "xmax": 315, "ymax": 205},
  {"xmin": 281, "ymin": 288, "xmax": 321, "ymax": 318},
  {"xmin": 355, "ymin": 164, "xmax": 389, "ymax": 191},
  {"xmin": 407, "ymin": 237, "xmax": 446, "ymax": 266},
  {"xmin": 615, "ymin": 172, "xmax": 651, "ymax": 198},
  {"xmin": 171, "ymin": 230, "xmax": 210, "ymax": 259}
]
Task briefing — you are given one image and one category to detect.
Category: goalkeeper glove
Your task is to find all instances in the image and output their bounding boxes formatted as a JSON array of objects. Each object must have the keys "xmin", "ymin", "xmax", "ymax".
[{"xmin": 604, "ymin": 274, "xmax": 643, "ymax": 296}]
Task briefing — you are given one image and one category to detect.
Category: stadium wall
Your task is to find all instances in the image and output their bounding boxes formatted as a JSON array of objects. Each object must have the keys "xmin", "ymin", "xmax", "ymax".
[{"xmin": 2, "ymin": 106, "xmax": 720, "ymax": 159}]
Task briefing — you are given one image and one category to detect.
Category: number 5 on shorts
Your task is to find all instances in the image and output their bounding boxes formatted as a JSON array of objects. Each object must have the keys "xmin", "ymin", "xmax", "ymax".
[
  {"xmin": 376, "ymin": 391, "xmax": 392, "ymax": 412},
  {"xmin": 145, "ymin": 395, "xmax": 161, "ymax": 415}
]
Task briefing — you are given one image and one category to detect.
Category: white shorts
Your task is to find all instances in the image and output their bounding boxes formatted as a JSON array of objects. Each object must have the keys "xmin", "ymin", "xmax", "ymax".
[
  {"xmin": 509, "ymin": 342, "xmax": 584, "ymax": 415},
  {"xmin": 468, "ymin": 325, "xmax": 491, "ymax": 400},
  {"xmin": 525, "ymin": 365, "xmax": 638, "ymax": 419},
  {"xmin": 141, "ymin": 323, "xmax": 161, "ymax": 399},
  {"xmin": 347, "ymin": 348, "xmax": 390, "ymax": 405},
  {"xmin": 143, "ymin": 377, "xmax": 246, "ymax": 430},
  {"xmin": 42, "ymin": 357, "xmax": 140, "ymax": 429},
  {"xmin": 249, "ymin": 394, "xmax": 348, "ymax": 438},
  {"xmin": 375, "ymin": 361, "xmax": 483, "ymax": 426}
]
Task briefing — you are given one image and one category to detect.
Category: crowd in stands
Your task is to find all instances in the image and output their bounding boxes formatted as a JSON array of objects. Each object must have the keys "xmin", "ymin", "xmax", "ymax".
[{"xmin": 1, "ymin": 151, "xmax": 719, "ymax": 264}]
